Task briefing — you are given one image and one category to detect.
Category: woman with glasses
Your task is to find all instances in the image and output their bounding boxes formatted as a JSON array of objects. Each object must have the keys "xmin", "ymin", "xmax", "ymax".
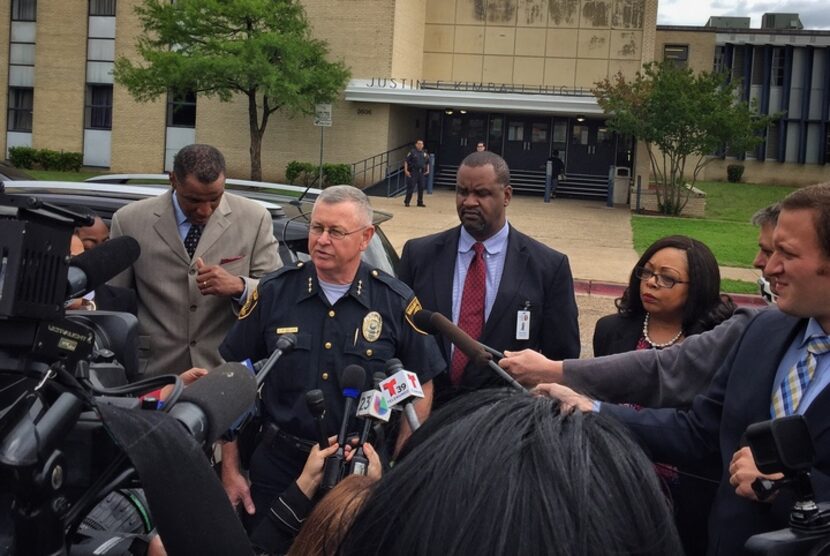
[
  {"xmin": 593, "ymin": 235, "xmax": 736, "ymax": 357},
  {"xmin": 592, "ymin": 234, "xmax": 735, "ymax": 556}
]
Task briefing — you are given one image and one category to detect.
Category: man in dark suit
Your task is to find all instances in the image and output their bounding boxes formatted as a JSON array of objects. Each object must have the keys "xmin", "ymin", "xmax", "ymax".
[
  {"xmin": 398, "ymin": 151, "xmax": 579, "ymax": 402},
  {"xmin": 537, "ymin": 184, "xmax": 830, "ymax": 555}
]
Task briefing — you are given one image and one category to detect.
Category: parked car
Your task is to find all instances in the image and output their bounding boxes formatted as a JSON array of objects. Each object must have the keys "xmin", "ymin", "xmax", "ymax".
[
  {"xmin": 0, "ymin": 161, "xmax": 36, "ymax": 181},
  {"xmin": 2, "ymin": 179, "xmax": 399, "ymax": 274}
]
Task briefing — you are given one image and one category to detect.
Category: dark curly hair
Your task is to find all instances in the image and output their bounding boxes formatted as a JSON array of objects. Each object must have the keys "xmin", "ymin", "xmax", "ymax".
[{"xmin": 616, "ymin": 235, "xmax": 736, "ymax": 335}]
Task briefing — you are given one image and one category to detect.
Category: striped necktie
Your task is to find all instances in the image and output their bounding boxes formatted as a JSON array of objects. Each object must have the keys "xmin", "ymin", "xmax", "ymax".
[{"xmin": 771, "ymin": 334, "xmax": 830, "ymax": 418}]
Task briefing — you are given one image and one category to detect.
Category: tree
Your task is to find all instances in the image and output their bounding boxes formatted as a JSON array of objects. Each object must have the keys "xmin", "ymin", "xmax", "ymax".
[
  {"xmin": 114, "ymin": 0, "xmax": 350, "ymax": 180},
  {"xmin": 593, "ymin": 62, "xmax": 770, "ymax": 215}
]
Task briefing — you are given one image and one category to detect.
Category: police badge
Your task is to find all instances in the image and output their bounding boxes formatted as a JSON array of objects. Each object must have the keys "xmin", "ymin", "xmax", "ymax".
[{"xmin": 362, "ymin": 311, "xmax": 382, "ymax": 342}]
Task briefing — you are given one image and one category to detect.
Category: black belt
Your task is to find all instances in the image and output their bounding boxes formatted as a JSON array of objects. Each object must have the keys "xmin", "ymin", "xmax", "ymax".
[{"xmin": 263, "ymin": 422, "xmax": 315, "ymax": 454}]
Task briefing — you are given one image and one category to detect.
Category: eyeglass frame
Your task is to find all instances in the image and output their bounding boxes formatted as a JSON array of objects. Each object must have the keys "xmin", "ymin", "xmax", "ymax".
[
  {"xmin": 634, "ymin": 266, "xmax": 689, "ymax": 289},
  {"xmin": 308, "ymin": 222, "xmax": 369, "ymax": 241}
]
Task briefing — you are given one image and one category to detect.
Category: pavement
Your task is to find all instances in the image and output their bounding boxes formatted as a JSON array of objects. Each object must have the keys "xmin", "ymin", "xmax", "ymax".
[
  {"xmin": 369, "ymin": 188, "xmax": 764, "ymax": 358},
  {"xmin": 369, "ymin": 188, "xmax": 763, "ymax": 297}
]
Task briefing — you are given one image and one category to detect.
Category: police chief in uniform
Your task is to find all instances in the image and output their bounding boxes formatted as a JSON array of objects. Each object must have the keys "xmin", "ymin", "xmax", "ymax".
[{"xmin": 219, "ymin": 185, "xmax": 444, "ymax": 528}]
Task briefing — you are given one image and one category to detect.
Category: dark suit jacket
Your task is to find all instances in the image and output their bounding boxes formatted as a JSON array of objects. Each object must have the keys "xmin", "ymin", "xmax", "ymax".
[
  {"xmin": 602, "ymin": 309, "xmax": 830, "ymax": 555},
  {"xmin": 398, "ymin": 224, "xmax": 580, "ymax": 398},
  {"xmin": 592, "ymin": 313, "xmax": 642, "ymax": 357},
  {"xmin": 95, "ymin": 284, "xmax": 138, "ymax": 315}
]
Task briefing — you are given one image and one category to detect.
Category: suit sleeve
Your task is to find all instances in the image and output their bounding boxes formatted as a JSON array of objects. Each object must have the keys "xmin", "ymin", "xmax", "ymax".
[
  {"xmin": 239, "ymin": 207, "xmax": 281, "ymax": 297},
  {"xmin": 107, "ymin": 211, "xmax": 135, "ymax": 290},
  {"xmin": 541, "ymin": 253, "xmax": 580, "ymax": 360},
  {"xmin": 600, "ymin": 338, "xmax": 738, "ymax": 465},
  {"xmin": 563, "ymin": 308, "xmax": 758, "ymax": 408},
  {"xmin": 396, "ymin": 240, "xmax": 414, "ymax": 287},
  {"xmin": 592, "ymin": 314, "xmax": 615, "ymax": 357}
]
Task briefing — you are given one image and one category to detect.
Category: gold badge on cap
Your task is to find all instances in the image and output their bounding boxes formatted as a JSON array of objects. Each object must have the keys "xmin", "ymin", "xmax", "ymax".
[
  {"xmin": 238, "ymin": 287, "xmax": 259, "ymax": 320},
  {"xmin": 362, "ymin": 311, "xmax": 382, "ymax": 343}
]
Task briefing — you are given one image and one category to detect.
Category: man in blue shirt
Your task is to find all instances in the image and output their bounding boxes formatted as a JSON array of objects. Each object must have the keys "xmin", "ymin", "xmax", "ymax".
[
  {"xmin": 537, "ymin": 184, "xmax": 830, "ymax": 555},
  {"xmin": 398, "ymin": 151, "xmax": 579, "ymax": 403}
]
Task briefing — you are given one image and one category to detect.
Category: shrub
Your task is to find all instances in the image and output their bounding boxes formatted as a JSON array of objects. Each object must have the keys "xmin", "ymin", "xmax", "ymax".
[
  {"xmin": 8, "ymin": 146, "xmax": 38, "ymax": 169},
  {"xmin": 321, "ymin": 163, "xmax": 352, "ymax": 186},
  {"xmin": 56, "ymin": 151, "xmax": 83, "ymax": 172},
  {"xmin": 37, "ymin": 149, "xmax": 62, "ymax": 171},
  {"xmin": 726, "ymin": 164, "xmax": 745, "ymax": 183},
  {"xmin": 285, "ymin": 161, "xmax": 317, "ymax": 186}
]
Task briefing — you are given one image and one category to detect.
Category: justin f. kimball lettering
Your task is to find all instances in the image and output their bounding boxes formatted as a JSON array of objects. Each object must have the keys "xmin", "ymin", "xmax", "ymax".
[{"xmin": 364, "ymin": 77, "xmax": 589, "ymax": 97}]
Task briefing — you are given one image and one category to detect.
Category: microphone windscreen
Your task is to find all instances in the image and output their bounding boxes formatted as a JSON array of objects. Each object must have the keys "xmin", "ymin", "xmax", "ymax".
[
  {"xmin": 428, "ymin": 311, "xmax": 488, "ymax": 363},
  {"xmin": 372, "ymin": 371, "xmax": 386, "ymax": 388},
  {"xmin": 305, "ymin": 389, "xmax": 326, "ymax": 418},
  {"xmin": 178, "ymin": 362, "xmax": 257, "ymax": 444},
  {"xmin": 341, "ymin": 365, "xmax": 366, "ymax": 393},
  {"xmin": 412, "ymin": 310, "xmax": 436, "ymax": 334},
  {"xmin": 384, "ymin": 358, "xmax": 403, "ymax": 373},
  {"xmin": 70, "ymin": 236, "xmax": 141, "ymax": 290},
  {"xmin": 276, "ymin": 333, "xmax": 296, "ymax": 352}
]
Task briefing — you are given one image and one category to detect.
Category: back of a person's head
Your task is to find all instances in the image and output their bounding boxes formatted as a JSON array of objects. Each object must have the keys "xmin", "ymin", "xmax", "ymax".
[
  {"xmin": 288, "ymin": 475, "xmax": 375, "ymax": 556},
  {"xmin": 338, "ymin": 389, "xmax": 681, "ymax": 556}
]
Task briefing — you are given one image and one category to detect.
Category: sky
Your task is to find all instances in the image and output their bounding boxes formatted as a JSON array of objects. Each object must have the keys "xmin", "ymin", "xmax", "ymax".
[{"xmin": 657, "ymin": 0, "xmax": 830, "ymax": 29}]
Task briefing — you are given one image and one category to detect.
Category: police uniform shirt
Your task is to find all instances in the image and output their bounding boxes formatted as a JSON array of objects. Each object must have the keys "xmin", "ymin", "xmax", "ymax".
[
  {"xmin": 220, "ymin": 261, "xmax": 445, "ymax": 442},
  {"xmin": 406, "ymin": 148, "xmax": 428, "ymax": 172}
]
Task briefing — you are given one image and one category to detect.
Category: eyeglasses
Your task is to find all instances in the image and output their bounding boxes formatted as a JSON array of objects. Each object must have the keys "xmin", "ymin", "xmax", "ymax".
[
  {"xmin": 634, "ymin": 266, "xmax": 689, "ymax": 289},
  {"xmin": 309, "ymin": 223, "xmax": 367, "ymax": 241}
]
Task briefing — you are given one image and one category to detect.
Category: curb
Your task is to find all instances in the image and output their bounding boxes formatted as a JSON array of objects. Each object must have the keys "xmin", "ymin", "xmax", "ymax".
[{"xmin": 573, "ymin": 279, "xmax": 767, "ymax": 308}]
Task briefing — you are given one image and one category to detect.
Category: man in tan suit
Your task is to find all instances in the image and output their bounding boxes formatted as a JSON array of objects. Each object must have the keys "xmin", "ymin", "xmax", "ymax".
[{"xmin": 110, "ymin": 144, "xmax": 280, "ymax": 377}]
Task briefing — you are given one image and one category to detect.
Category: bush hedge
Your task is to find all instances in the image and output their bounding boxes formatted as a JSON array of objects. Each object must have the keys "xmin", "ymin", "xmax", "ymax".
[
  {"xmin": 8, "ymin": 146, "xmax": 83, "ymax": 172},
  {"xmin": 726, "ymin": 164, "xmax": 745, "ymax": 183},
  {"xmin": 285, "ymin": 161, "xmax": 352, "ymax": 187}
]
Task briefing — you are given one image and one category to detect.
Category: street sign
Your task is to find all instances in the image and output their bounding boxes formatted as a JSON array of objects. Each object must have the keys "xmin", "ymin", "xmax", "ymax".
[{"xmin": 314, "ymin": 103, "xmax": 332, "ymax": 127}]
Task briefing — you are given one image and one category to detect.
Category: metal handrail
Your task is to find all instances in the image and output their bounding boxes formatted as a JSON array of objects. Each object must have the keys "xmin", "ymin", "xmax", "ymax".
[{"xmin": 351, "ymin": 143, "xmax": 410, "ymax": 188}]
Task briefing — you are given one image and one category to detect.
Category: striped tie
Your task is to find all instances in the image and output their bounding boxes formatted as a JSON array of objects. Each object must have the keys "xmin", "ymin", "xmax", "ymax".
[{"xmin": 771, "ymin": 334, "xmax": 830, "ymax": 418}]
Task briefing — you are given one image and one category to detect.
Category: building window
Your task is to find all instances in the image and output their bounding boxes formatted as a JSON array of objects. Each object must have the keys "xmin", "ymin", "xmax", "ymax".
[
  {"xmin": 85, "ymin": 85, "xmax": 113, "ymax": 129},
  {"xmin": 771, "ymin": 47, "xmax": 785, "ymax": 86},
  {"xmin": 713, "ymin": 46, "xmax": 726, "ymax": 73},
  {"xmin": 766, "ymin": 123, "xmax": 780, "ymax": 161},
  {"xmin": 12, "ymin": 0, "xmax": 36, "ymax": 21},
  {"xmin": 664, "ymin": 45, "xmax": 689, "ymax": 68},
  {"xmin": 7, "ymin": 88, "xmax": 33, "ymax": 132},
  {"xmin": 166, "ymin": 90, "xmax": 197, "ymax": 128},
  {"xmin": 89, "ymin": 0, "xmax": 116, "ymax": 16},
  {"xmin": 825, "ymin": 127, "xmax": 830, "ymax": 164}
]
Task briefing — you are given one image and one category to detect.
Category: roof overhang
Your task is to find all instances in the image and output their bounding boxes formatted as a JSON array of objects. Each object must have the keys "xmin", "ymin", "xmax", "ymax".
[{"xmin": 344, "ymin": 79, "xmax": 604, "ymax": 116}]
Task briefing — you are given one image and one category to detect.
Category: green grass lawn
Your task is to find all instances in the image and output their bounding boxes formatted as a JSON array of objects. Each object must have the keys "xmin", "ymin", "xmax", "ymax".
[{"xmin": 632, "ymin": 180, "xmax": 797, "ymax": 268}]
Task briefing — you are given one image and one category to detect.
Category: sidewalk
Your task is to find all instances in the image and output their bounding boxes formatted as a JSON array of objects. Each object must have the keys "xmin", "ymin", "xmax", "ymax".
[{"xmin": 369, "ymin": 188, "xmax": 764, "ymax": 306}]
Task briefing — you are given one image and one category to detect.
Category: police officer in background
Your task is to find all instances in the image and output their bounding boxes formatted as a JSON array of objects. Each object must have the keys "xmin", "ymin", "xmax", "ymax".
[
  {"xmin": 219, "ymin": 185, "xmax": 444, "ymax": 529},
  {"xmin": 404, "ymin": 139, "xmax": 430, "ymax": 207}
]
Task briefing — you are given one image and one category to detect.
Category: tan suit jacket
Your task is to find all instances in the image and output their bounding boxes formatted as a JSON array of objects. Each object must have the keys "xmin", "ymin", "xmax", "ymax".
[{"xmin": 110, "ymin": 190, "xmax": 281, "ymax": 376}]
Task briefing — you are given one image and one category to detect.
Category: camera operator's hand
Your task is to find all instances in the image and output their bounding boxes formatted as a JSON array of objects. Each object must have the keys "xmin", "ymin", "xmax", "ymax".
[
  {"xmin": 500, "ymin": 350, "xmax": 563, "ymax": 387},
  {"xmin": 196, "ymin": 257, "xmax": 245, "ymax": 298},
  {"xmin": 147, "ymin": 534, "xmax": 167, "ymax": 556},
  {"xmin": 222, "ymin": 441, "xmax": 256, "ymax": 514},
  {"xmin": 533, "ymin": 383, "xmax": 594, "ymax": 413},
  {"xmin": 728, "ymin": 446, "xmax": 784, "ymax": 501},
  {"xmin": 296, "ymin": 436, "xmax": 340, "ymax": 499}
]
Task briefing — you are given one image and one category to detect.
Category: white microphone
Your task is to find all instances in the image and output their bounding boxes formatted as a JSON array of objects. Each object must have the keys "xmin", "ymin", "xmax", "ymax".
[{"xmin": 380, "ymin": 360, "xmax": 424, "ymax": 431}]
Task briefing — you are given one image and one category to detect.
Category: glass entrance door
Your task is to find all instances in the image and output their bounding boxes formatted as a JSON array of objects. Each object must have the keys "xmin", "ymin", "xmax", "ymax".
[
  {"xmin": 437, "ymin": 113, "xmax": 488, "ymax": 166},
  {"xmin": 566, "ymin": 119, "xmax": 617, "ymax": 176},
  {"xmin": 501, "ymin": 117, "xmax": 551, "ymax": 171}
]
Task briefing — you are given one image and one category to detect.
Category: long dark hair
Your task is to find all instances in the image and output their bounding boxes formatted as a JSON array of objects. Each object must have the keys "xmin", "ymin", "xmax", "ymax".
[
  {"xmin": 617, "ymin": 235, "xmax": 735, "ymax": 334},
  {"xmin": 338, "ymin": 389, "xmax": 682, "ymax": 555}
]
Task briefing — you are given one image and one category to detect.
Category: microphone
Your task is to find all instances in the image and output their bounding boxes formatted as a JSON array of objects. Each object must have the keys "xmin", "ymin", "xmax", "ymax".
[
  {"xmin": 349, "ymin": 382, "xmax": 392, "ymax": 476},
  {"xmin": 382, "ymin": 359, "xmax": 423, "ymax": 431},
  {"xmin": 321, "ymin": 364, "xmax": 366, "ymax": 491},
  {"xmin": 412, "ymin": 310, "xmax": 526, "ymax": 391},
  {"xmin": 167, "ymin": 362, "xmax": 257, "ymax": 446},
  {"xmin": 305, "ymin": 389, "xmax": 329, "ymax": 451},
  {"xmin": 66, "ymin": 236, "xmax": 141, "ymax": 299},
  {"xmin": 251, "ymin": 334, "xmax": 297, "ymax": 387}
]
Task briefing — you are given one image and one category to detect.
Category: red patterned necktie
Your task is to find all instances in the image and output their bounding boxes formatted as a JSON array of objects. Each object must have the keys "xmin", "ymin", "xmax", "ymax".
[{"xmin": 450, "ymin": 242, "xmax": 486, "ymax": 385}]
